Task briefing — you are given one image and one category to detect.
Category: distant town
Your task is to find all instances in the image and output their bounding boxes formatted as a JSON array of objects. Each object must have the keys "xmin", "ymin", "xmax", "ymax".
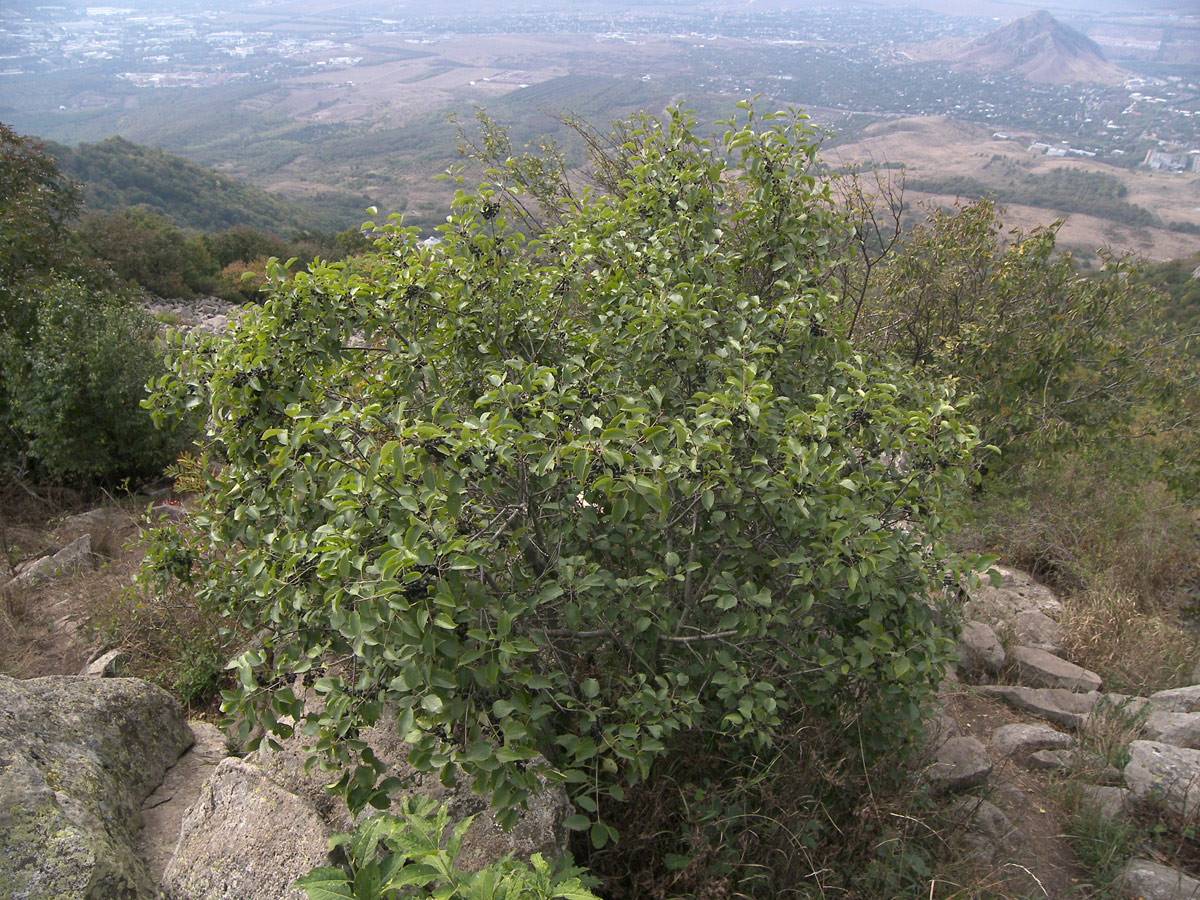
[{"xmin": 3, "ymin": 2, "xmax": 1197, "ymax": 170}]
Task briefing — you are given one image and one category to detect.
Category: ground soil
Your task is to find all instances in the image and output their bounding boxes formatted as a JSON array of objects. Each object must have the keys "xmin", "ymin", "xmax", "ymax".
[{"xmin": 938, "ymin": 688, "xmax": 1093, "ymax": 898}]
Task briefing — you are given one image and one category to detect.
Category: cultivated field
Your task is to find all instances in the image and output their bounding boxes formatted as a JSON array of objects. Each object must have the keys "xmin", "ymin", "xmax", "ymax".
[{"xmin": 827, "ymin": 116, "xmax": 1200, "ymax": 263}]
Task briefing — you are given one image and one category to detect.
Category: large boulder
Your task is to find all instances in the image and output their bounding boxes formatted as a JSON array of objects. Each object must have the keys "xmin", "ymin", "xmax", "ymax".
[{"xmin": 0, "ymin": 675, "xmax": 193, "ymax": 900}]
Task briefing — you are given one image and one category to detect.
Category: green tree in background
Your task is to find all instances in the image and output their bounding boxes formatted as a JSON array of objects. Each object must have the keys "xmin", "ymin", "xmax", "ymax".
[
  {"xmin": 0, "ymin": 123, "xmax": 193, "ymax": 485},
  {"xmin": 146, "ymin": 107, "xmax": 983, "ymax": 881},
  {"xmin": 844, "ymin": 198, "xmax": 1192, "ymax": 470},
  {"xmin": 76, "ymin": 207, "xmax": 218, "ymax": 300}
]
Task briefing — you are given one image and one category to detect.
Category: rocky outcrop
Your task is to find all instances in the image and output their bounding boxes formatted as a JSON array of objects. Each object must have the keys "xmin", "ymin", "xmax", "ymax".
[
  {"xmin": 9, "ymin": 534, "xmax": 95, "ymax": 587},
  {"xmin": 933, "ymin": 566, "xmax": 1200, "ymax": 893},
  {"xmin": 0, "ymin": 675, "xmax": 193, "ymax": 900}
]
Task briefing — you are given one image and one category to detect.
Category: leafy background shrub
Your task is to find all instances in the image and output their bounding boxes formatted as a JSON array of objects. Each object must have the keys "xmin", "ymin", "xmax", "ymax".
[{"xmin": 2, "ymin": 277, "xmax": 193, "ymax": 484}]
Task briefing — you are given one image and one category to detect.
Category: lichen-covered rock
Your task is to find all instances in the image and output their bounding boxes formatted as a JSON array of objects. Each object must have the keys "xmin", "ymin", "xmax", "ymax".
[
  {"xmin": 161, "ymin": 758, "xmax": 333, "ymax": 900},
  {"xmin": 0, "ymin": 675, "xmax": 193, "ymax": 900},
  {"xmin": 1124, "ymin": 741, "xmax": 1200, "ymax": 817},
  {"xmin": 1118, "ymin": 858, "xmax": 1200, "ymax": 899}
]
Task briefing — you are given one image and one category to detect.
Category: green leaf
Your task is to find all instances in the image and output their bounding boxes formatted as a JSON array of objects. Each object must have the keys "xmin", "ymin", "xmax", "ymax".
[
  {"xmin": 294, "ymin": 868, "xmax": 355, "ymax": 900},
  {"xmin": 589, "ymin": 822, "xmax": 611, "ymax": 849},
  {"xmin": 564, "ymin": 814, "xmax": 591, "ymax": 831}
]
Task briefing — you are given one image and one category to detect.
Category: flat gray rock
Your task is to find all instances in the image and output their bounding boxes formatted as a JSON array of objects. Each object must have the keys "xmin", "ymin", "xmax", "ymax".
[
  {"xmin": 1150, "ymin": 685, "xmax": 1200, "ymax": 714},
  {"xmin": 990, "ymin": 722, "xmax": 1075, "ymax": 760},
  {"xmin": 975, "ymin": 684, "xmax": 1099, "ymax": 729},
  {"xmin": 1145, "ymin": 711, "xmax": 1200, "ymax": 750},
  {"xmin": 0, "ymin": 675, "xmax": 193, "ymax": 900},
  {"xmin": 1014, "ymin": 610, "xmax": 1063, "ymax": 656},
  {"xmin": 1124, "ymin": 741, "xmax": 1200, "ymax": 817},
  {"xmin": 964, "ymin": 566, "xmax": 1063, "ymax": 623},
  {"xmin": 1079, "ymin": 785, "xmax": 1132, "ymax": 821},
  {"xmin": 1118, "ymin": 858, "xmax": 1200, "ymax": 900},
  {"xmin": 1008, "ymin": 645, "xmax": 1102, "ymax": 693},
  {"xmin": 928, "ymin": 736, "xmax": 992, "ymax": 792},
  {"xmin": 957, "ymin": 621, "xmax": 1006, "ymax": 679}
]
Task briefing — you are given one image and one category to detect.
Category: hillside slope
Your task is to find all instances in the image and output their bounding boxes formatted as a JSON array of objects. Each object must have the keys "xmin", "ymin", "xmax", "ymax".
[
  {"xmin": 47, "ymin": 136, "xmax": 337, "ymax": 235},
  {"xmin": 956, "ymin": 10, "xmax": 1125, "ymax": 85}
]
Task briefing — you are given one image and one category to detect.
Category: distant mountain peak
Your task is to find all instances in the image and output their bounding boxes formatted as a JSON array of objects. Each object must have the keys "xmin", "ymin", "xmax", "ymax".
[{"xmin": 958, "ymin": 10, "xmax": 1124, "ymax": 85}]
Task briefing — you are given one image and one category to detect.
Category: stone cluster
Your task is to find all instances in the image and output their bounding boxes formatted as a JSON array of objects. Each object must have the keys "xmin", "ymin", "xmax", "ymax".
[{"xmin": 937, "ymin": 566, "xmax": 1200, "ymax": 899}]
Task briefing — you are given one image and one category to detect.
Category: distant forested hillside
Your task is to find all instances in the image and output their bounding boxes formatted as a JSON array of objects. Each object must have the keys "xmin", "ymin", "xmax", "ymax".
[{"xmin": 46, "ymin": 136, "xmax": 341, "ymax": 235}]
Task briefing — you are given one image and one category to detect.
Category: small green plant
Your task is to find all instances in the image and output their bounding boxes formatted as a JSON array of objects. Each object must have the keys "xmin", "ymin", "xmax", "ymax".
[
  {"xmin": 1063, "ymin": 804, "xmax": 1135, "ymax": 900},
  {"xmin": 1076, "ymin": 696, "xmax": 1149, "ymax": 774},
  {"xmin": 295, "ymin": 797, "xmax": 600, "ymax": 900},
  {"xmin": 171, "ymin": 637, "xmax": 228, "ymax": 708},
  {"xmin": 165, "ymin": 450, "xmax": 210, "ymax": 495}
]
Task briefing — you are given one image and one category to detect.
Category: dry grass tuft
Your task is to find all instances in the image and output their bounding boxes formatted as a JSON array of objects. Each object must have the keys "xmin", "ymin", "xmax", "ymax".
[{"xmin": 1058, "ymin": 585, "xmax": 1196, "ymax": 695}]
